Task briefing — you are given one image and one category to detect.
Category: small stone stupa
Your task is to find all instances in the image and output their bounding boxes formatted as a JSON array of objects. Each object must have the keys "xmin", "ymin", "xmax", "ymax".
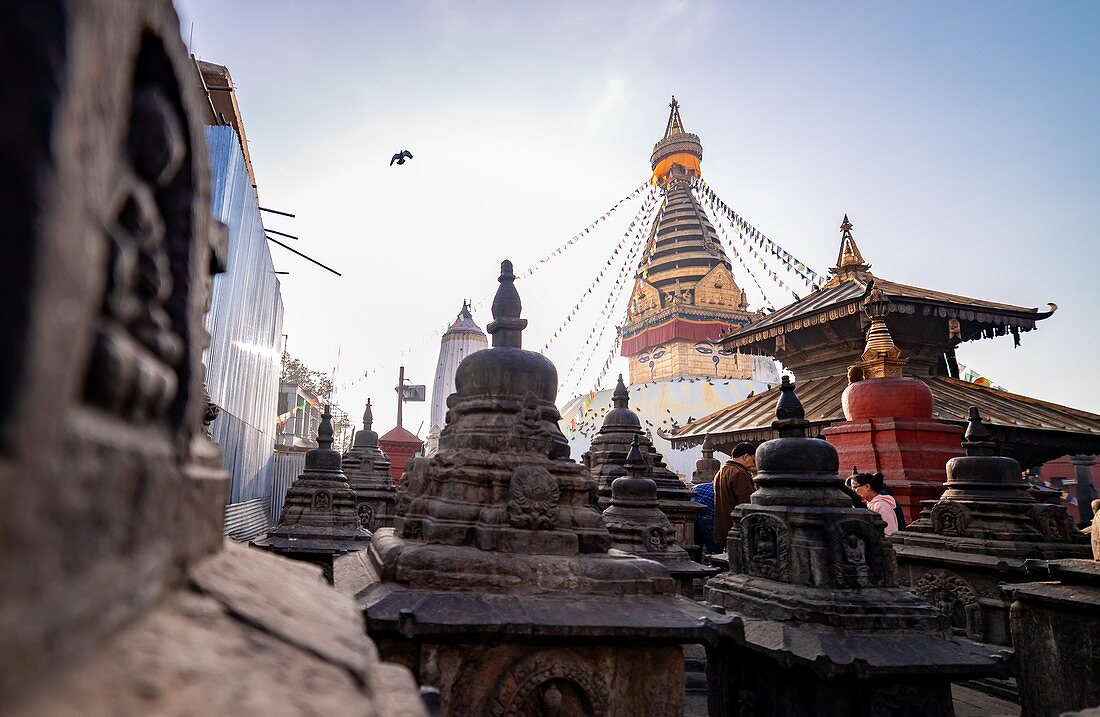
[
  {"xmin": 336, "ymin": 260, "xmax": 727, "ymax": 717},
  {"xmin": 892, "ymin": 407, "xmax": 1089, "ymax": 646},
  {"xmin": 691, "ymin": 437, "xmax": 721, "ymax": 485},
  {"xmin": 255, "ymin": 405, "xmax": 371, "ymax": 579},
  {"xmin": 603, "ymin": 434, "xmax": 718, "ymax": 596},
  {"xmin": 342, "ymin": 398, "xmax": 397, "ymax": 531},
  {"xmin": 705, "ymin": 377, "xmax": 1005, "ymax": 716},
  {"xmin": 583, "ymin": 375, "xmax": 703, "ymax": 554}
]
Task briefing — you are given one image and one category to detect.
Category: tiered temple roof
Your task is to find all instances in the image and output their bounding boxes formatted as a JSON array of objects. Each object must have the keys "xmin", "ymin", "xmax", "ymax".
[
  {"xmin": 671, "ymin": 217, "xmax": 1098, "ymax": 467},
  {"xmin": 621, "ymin": 98, "xmax": 757, "ymax": 383},
  {"xmin": 717, "ymin": 215, "xmax": 1056, "ymax": 379}
]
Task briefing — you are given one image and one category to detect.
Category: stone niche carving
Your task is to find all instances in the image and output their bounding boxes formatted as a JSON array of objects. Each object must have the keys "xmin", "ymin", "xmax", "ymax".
[
  {"xmin": 912, "ymin": 569, "xmax": 984, "ymax": 642},
  {"xmin": 741, "ymin": 513, "xmax": 790, "ymax": 581},
  {"xmin": 829, "ymin": 520, "xmax": 887, "ymax": 589},
  {"xmin": 931, "ymin": 501, "xmax": 969, "ymax": 536},
  {"xmin": 0, "ymin": 3, "xmax": 423, "ymax": 714},
  {"xmin": 84, "ymin": 80, "xmax": 192, "ymax": 426},
  {"xmin": 476, "ymin": 651, "xmax": 609, "ymax": 717}
]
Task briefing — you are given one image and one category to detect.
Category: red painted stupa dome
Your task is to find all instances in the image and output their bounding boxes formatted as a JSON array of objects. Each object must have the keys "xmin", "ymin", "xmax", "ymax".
[{"xmin": 842, "ymin": 377, "xmax": 933, "ymax": 420}]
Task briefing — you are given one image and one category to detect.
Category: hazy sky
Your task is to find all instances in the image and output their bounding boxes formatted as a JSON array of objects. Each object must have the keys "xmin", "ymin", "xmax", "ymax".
[{"xmin": 178, "ymin": 0, "xmax": 1100, "ymax": 434}]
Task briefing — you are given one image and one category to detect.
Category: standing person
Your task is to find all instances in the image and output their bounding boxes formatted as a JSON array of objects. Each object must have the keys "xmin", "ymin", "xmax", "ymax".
[
  {"xmin": 691, "ymin": 479, "xmax": 720, "ymax": 554},
  {"xmin": 849, "ymin": 472, "xmax": 899, "ymax": 536},
  {"xmin": 713, "ymin": 443, "xmax": 757, "ymax": 547}
]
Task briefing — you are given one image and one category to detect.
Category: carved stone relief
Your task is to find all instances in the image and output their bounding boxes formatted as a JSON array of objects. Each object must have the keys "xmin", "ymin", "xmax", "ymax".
[
  {"xmin": 741, "ymin": 513, "xmax": 790, "ymax": 581},
  {"xmin": 931, "ymin": 501, "xmax": 970, "ymax": 537},
  {"xmin": 829, "ymin": 520, "xmax": 885, "ymax": 589},
  {"xmin": 85, "ymin": 55, "xmax": 194, "ymax": 426},
  {"xmin": 912, "ymin": 569, "xmax": 984, "ymax": 641},
  {"xmin": 484, "ymin": 652, "xmax": 607, "ymax": 717},
  {"xmin": 506, "ymin": 466, "xmax": 560, "ymax": 529}
]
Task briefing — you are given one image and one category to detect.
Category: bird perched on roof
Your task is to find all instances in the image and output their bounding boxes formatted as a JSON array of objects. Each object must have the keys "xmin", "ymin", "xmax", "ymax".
[{"xmin": 390, "ymin": 150, "xmax": 413, "ymax": 166}]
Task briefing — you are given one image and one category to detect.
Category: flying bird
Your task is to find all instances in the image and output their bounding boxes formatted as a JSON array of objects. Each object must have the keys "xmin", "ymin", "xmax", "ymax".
[{"xmin": 390, "ymin": 150, "xmax": 413, "ymax": 166}]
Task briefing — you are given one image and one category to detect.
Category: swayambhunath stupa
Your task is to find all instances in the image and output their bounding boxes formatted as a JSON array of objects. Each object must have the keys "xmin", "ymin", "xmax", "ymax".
[{"xmin": 6, "ymin": 2, "xmax": 1100, "ymax": 716}]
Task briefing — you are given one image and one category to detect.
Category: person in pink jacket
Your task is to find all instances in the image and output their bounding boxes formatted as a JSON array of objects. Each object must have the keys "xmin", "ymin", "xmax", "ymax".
[{"xmin": 849, "ymin": 472, "xmax": 899, "ymax": 536}]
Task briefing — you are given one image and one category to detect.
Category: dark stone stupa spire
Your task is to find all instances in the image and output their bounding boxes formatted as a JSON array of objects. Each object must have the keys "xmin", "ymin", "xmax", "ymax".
[
  {"xmin": 342, "ymin": 398, "xmax": 396, "ymax": 532},
  {"xmin": 583, "ymin": 374, "xmax": 703, "ymax": 554},
  {"xmin": 892, "ymin": 407, "xmax": 1089, "ymax": 644},
  {"xmin": 339, "ymin": 259, "xmax": 723, "ymax": 717},
  {"xmin": 704, "ymin": 380, "xmax": 1004, "ymax": 716},
  {"xmin": 255, "ymin": 405, "xmax": 371, "ymax": 579},
  {"xmin": 602, "ymin": 435, "xmax": 716, "ymax": 595}
]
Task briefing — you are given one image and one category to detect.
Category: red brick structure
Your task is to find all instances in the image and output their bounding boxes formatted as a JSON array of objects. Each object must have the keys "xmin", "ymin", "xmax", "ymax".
[
  {"xmin": 379, "ymin": 425, "xmax": 424, "ymax": 481},
  {"xmin": 824, "ymin": 377, "xmax": 964, "ymax": 522},
  {"xmin": 822, "ymin": 290, "xmax": 964, "ymax": 521}
]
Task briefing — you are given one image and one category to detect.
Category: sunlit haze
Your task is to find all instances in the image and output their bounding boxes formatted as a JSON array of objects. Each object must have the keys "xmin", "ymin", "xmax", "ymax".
[{"xmin": 177, "ymin": 0, "xmax": 1100, "ymax": 435}]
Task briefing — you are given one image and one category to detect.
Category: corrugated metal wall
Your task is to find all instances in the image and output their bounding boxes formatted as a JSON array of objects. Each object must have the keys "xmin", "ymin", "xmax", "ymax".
[
  {"xmin": 270, "ymin": 450, "xmax": 306, "ymax": 523},
  {"xmin": 204, "ymin": 125, "xmax": 285, "ymax": 506}
]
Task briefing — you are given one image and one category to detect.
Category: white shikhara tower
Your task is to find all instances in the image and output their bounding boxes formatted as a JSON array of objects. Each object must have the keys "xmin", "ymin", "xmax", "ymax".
[{"xmin": 426, "ymin": 302, "xmax": 488, "ymax": 455}]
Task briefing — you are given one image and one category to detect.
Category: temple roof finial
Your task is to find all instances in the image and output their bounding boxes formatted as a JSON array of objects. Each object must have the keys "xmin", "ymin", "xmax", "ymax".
[
  {"xmin": 664, "ymin": 95, "xmax": 686, "ymax": 139},
  {"xmin": 486, "ymin": 259, "xmax": 528, "ymax": 349},
  {"xmin": 827, "ymin": 214, "xmax": 871, "ymax": 284},
  {"xmin": 363, "ymin": 398, "xmax": 373, "ymax": 431}
]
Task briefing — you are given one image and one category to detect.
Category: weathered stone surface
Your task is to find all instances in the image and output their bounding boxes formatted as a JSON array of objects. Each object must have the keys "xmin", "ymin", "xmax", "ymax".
[
  {"xmin": 1007, "ymin": 507, "xmax": 1100, "ymax": 717},
  {"xmin": 339, "ymin": 260, "xmax": 736, "ymax": 717},
  {"xmin": 602, "ymin": 434, "xmax": 718, "ymax": 596},
  {"xmin": 584, "ymin": 374, "xmax": 703, "ymax": 553},
  {"xmin": 15, "ymin": 543, "xmax": 425, "ymax": 717},
  {"xmin": 705, "ymin": 377, "xmax": 1006, "ymax": 716},
  {"xmin": 342, "ymin": 399, "xmax": 397, "ymax": 531},
  {"xmin": 0, "ymin": 3, "xmax": 423, "ymax": 713},
  {"xmin": 892, "ymin": 408, "xmax": 1089, "ymax": 645}
]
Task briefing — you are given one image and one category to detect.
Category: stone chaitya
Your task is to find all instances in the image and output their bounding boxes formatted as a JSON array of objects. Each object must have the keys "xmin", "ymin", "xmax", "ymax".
[
  {"xmin": 255, "ymin": 405, "xmax": 372, "ymax": 579},
  {"xmin": 602, "ymin": 434, "xmax": 718, "ymax": 596},
  {"xmin": 1005, "ymin": 496, "xmax": 1100, "ymax": 714},
  {"xmin": 704, "ymin": 377, "xmax": 1006, "ymax": 716},
  {"xmin": 335, "ymin": 260, "xmax": 729, "ymax": 717},
  {"xmin": 342, "ymin": 398, "xmax": 397, "ymax": 531},
  {"xmin": 892, "ymin": 407, "xmax": 1089, "ymax": 646},
  {"xmin": 0, "ymin": 3, "xmax": 422, "ymax": 713},
  {"xmin": 692, "ymin": 437, "xmax": 721, "ymax": 485},
  {"xmin": 584, "ymin": 374, "xmax": 703, "ymax": 554}
]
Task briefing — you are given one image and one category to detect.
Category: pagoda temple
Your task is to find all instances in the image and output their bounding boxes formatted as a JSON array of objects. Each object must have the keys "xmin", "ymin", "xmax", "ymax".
[
  {"xmin": 622, "ymin": 97, "xmax": 759, "ymax": 384},
  {"xmin": 561, "ymin": 98, "xmax": 779, "ymax": 477},
  {"xmin": 671, "ymin": 216, "xmax": 1100, "ymax": 472},
  {"xmin": 426, "ymin": 301, "xmax": 487, "ymax": 455}
]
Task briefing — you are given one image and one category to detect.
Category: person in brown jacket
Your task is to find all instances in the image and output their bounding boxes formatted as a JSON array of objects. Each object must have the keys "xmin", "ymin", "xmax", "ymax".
[{"xmin": 712, "ymin": 442, "xmax": 757, "ymax": 547}]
